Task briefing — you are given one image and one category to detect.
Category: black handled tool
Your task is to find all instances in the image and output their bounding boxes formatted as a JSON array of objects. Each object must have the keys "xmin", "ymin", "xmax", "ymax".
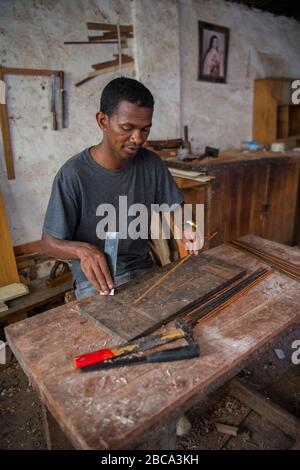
[{"xmin": 81, "ymin": 343, "xmax": 200, "ymax": 372}]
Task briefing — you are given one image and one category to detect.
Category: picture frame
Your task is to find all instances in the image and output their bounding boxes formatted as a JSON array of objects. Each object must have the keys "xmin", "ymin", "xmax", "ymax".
[{"xmin": 198, "ymin": 21, "xmax": 230, "ymax": 83}]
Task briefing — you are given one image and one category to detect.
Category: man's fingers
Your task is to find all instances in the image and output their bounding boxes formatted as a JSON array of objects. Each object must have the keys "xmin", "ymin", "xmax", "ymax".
[
  {"xmin": 92, "ymin": 263, "xmax": 110, "ymax": 294},
  {"xmin": 83, "ymin": 266, "xmax": 102, "ymax": 291},
  {"xmin": 99, "ymin": 255, "xmax": 114, "ymax": 290}
]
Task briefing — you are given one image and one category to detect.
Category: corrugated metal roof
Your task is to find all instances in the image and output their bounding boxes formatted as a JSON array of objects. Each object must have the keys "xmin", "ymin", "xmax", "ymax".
[{"xmin": 227, "ymin": 0, "xmax": 300, "ymax": 20}]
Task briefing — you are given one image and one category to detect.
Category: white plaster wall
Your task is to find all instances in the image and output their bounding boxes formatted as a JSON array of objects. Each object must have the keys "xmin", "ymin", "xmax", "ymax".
[
  {"xmin": 133, "ymin": 0, "xmax": 181, "ymax": 139},
  {"xmin": 179, "ymin": 0, "xmax": 300, "ymax": 152}
]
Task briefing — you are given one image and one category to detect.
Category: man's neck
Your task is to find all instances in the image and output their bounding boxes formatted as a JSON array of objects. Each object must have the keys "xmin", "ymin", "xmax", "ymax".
[{"xmin": 90, "ymin": 142, "xmax": 129, "ymax": 170}]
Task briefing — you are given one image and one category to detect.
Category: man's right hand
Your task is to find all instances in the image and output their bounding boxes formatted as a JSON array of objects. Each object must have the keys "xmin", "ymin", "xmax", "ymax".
[{"xmin": 77, "ymin": 244, "xmax": 114, "ymax": 294}]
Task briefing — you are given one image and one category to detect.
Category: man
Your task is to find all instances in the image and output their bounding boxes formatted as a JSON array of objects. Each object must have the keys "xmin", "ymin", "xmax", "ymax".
[{"xmin": 42, "ymin": 77, "xmax": 200, "ymax": 298}]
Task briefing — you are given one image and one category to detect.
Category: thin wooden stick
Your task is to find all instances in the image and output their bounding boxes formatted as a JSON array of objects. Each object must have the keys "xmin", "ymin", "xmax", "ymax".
[
  {"xmin": 133, "ymin": 231, "xmax": 218, "ymax": 305},
  {"xmin": 133, "ymin": 254, "xmax": 192, "ymax": 305}
]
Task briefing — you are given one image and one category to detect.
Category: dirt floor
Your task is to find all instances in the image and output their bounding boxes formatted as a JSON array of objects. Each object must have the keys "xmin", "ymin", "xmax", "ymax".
[{"xmin": 1, "ymin": 324, "xmax": 300, "ymax": 450}]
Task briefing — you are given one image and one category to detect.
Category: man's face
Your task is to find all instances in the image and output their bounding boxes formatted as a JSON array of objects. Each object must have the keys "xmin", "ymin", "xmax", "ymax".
[{"xmin": 98, "ymin": 101, "xmax": 153, "ymax": 159}]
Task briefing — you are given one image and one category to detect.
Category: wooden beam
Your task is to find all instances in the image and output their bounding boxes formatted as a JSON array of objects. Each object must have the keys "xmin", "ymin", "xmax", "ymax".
[
  {"xmin": 0, "ymin": 186, "xmax": 19, "ymax": 286},
  {"xmin": 229, "ymin": 378, "xmax": 300, "ymax": 439},
  {"xmin": 91, "ymin": 56, "xmax": 133, "ymax": 70},
  {"xmin": 88, "ymin": 32, "xmax": 133, "ymax": 41},
  {"xmin": 14, "ymin": 239, "xmax": 43, "ymax": 256},
  {"xmin": 0, "ymin": 66, "xmax": 15, "ymax": 179},
  {"xmin": 75, "ymin": 60, "xmax": 133, "ymax": 87},
  {"xmin": 87, "ymin": 22, "xmax": 133, "ymax": 33},
  {"xmin": 64, "ymin": 41, "xmax": 124, "ymax": 45},
  {"xmin": 3, "ymin": 67, "xmax": 60, "ymax": 77},
  {"xmin": 88, "ymin": 60, "xmax": 133, "ymax": 75}
]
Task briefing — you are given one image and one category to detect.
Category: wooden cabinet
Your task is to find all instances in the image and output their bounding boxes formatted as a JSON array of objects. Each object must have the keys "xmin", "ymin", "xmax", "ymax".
[
  {"xmin": 168, "ymin": 154, "xmax": 300, "ymax": 249},
  {"xmin": 253, "ymin": 78, "xmax": 300, "ymax": 147}
]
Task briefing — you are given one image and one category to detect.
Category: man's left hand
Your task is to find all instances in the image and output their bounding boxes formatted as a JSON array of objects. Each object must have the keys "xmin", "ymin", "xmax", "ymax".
[{"xmin": 182, "ymin": 227, "xmax": 204, "ymax": 255}]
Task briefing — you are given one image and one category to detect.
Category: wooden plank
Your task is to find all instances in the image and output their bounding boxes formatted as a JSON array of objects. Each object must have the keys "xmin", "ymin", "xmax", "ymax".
[
  {"xmin": 253, "ymin": 79, "xmax": 278, "ymax": 145},
  {"xmin": 173, "ymin": 177, "xmax": 204, "ymax": 189},
  {"xmin": 77, "ymin": 254, "xmax": 245, "ymax": 341},
  {"xmin": 3, "ymin": 67, "xmax": 59, "ymax": 77},
  {"xmin": 0, "ymin": 186, "xmax": 19, "ymax": 286},
  {"xmin": 88, "ymin": 33, "xmax": 133, "ymax": 41},
  {"xmin": 215, "ymin": 422, "xmax": 239, "ymax": 436},
  {"xmin": 263, "ymin": 161, "xmax": 299, "ymax": 244},
  {"xmin": 87, "ymin": 22, "xmax": 133, "ymax": 33},
  {"xmin": 278, "ymin": 105, "xmax": 290, "ymax": 138},
  {"xmin": 91, "ymin": 56, "xmax": 133, "ymax": 71},
  {"xmin": 64, "ymin": 41, "xmax": 124, "ymax": 45},
  {"xmin": 0, "ymin": 283, "xmax": 28, "ymax": 302},
  {"xmin": 14, "ymin": 239, "xmax": 43, "ymax": 256},
  {"xmin": 75, "ymin": 61, "xmax": 133, "ymax": 87},
  {"xmin": 0, "ymin": 66, "xmax": 15, "ymax": 179},
  {"xmin": 87, "ymin": 61, "xmax": 133, "ymax": 76},
  {"xmin": 235, "ymin": 234, "xmax": 300, "ymax": 266},
  {"xmin": 150, "ymin": 211, "xmax": 171, "ymax": 266},
  {"xmin": 229, "ymin": 378, "xmax": 299, "ymax": 439}
]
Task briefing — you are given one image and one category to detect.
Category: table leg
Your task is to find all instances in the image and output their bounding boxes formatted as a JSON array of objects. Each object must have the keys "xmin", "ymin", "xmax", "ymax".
[{"xmin": 41, "ymin": 403, "xmax": 73, "ymax": 450}]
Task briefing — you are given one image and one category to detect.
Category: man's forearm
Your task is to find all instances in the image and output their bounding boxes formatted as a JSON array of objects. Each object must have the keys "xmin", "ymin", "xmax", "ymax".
[{"xmin": 41, "ymin": 234, "xmax": 89, "ymax": 260}]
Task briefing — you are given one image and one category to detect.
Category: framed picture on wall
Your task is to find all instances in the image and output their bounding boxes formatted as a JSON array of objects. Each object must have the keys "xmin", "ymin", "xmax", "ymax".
[{"xmin": 198, "ymin": 21, "xmax": 230, "ymax": 83}]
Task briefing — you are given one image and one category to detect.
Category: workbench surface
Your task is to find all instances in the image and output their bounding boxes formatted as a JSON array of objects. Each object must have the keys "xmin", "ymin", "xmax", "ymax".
[{"xmin": 5, "ymin": 235, "xmax": 300, "ymax": 450}]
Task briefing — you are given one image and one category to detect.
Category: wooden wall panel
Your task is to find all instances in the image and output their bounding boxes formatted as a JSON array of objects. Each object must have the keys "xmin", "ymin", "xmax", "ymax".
[{"xmin": 263, "ymin": 161, "xmax": 299, "ymax": 243}]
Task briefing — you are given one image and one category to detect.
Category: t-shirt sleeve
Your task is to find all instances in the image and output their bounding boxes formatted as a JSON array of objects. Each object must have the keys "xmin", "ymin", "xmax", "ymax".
[
  {"xmin": 42, "ymin": 171, "xmax": 79, "ymax": 240},
  {"xmin": 155, "ymin": 157, "xmax": 184, "ymax": 210}
]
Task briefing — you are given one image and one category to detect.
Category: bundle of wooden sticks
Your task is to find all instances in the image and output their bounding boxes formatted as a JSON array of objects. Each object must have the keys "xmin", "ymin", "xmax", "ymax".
[{"xmin": 229, "ymin": 239, "xmax": 300, "ymax": 281}]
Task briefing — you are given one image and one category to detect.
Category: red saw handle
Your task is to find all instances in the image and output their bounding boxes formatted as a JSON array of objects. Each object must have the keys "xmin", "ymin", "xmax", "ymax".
[{"xmin": 74, "ymin": 348, "xmax": 115, "ymax": 369}]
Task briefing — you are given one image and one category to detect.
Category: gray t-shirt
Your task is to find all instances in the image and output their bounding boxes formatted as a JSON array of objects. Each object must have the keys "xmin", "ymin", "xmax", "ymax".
[{"xmin": 43, "ymin": 147, "xmax": 183, "ymax": 284}]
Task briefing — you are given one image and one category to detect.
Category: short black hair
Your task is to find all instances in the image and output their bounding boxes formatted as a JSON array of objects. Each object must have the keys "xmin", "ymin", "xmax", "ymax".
[{"xmin": 100, "ymin": 76, "xmax": 154, "ymax": 116}]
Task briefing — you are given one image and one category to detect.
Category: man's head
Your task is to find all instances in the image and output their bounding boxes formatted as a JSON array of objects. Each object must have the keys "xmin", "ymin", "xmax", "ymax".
[{"xmin": 97, "ymin": 77, "xmax": 154, "ymax": 159}]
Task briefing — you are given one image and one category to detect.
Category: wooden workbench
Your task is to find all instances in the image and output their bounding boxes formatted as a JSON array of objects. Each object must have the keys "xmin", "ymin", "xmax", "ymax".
[{"xmin": 5, "ymin": 236, "xmax": 300, "ymax": 450}]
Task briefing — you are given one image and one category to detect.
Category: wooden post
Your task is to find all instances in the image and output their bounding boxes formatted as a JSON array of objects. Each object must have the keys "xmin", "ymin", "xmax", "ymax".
[
  {"xmin": 0, "ymin": 185, "xmax": 19, "ymax": 286},
  {"xmin": 0, "ymin": 66, "xmax": 15, "ymax": 179}
]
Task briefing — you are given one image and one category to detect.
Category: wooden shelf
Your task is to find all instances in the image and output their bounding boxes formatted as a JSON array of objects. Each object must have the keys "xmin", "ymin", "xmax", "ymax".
[{"xmin": 253, "ymin": 78, "xmax": 300, "ymax": 147}]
